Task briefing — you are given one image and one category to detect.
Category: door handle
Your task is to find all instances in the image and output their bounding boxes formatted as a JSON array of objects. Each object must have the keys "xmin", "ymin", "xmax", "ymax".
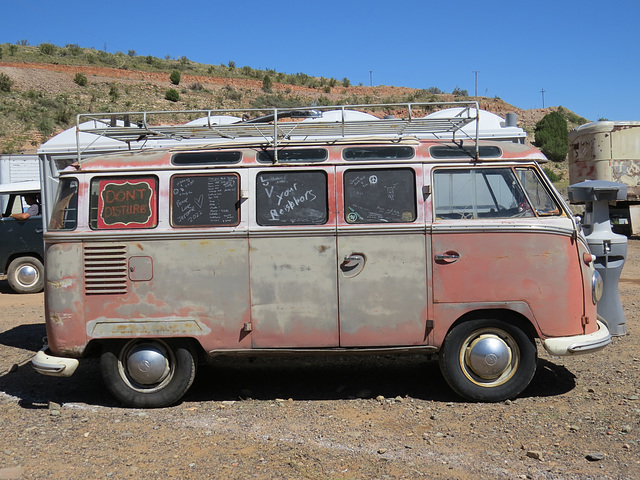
[
  {"xmin": 435, "ymin": 252, "xmax": 460, "ymax": 264},
  {"xmin": 340, "ymin": 253, "xmax": 366, "ymax": 277}
]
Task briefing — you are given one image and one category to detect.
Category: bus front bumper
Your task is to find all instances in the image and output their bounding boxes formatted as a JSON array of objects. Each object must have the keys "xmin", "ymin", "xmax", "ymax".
[
  {"xmin": 542, "ymin": 320, "xmax": 612, "ymax": 356},
  {"xmin": 32, "ymin": 347, "xmax": 79, "ymax": 377}
]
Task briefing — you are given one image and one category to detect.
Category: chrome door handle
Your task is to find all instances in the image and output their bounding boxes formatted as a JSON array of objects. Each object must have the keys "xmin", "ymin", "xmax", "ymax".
[{"xmin": 435, "ymin": 252, "xmax": 460, "ymax": 263}]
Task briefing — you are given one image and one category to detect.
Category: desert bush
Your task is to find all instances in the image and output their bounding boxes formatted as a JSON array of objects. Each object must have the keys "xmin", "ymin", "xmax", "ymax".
[
  {"xmin": 8, "ymin": 44, "xmax": 17, "ymax": 55},
  {"xmin": 109, "ymin": 84, "xmax": 119, "ymax": 102},
  {"xmin": 0, "ymin": 73, "xmax": 14, "ymax": 92},
  {"xmin": 165, "ymin": 88, "xmax": 180, "ymax": 102},
  {"xmin": 543, "ymin": 167, "xmax": 562, "ymax": 183},
  {"xmin": 534, "ymin": 111, "xmax": 568, "ymax": 162},
  {"xmin": 0, "ymin": 45, "xmax": 3, "ymax": 59},
  {"xmin": 74, "ymin": 73, "xmax": 87, "ymax": 86},
  {"xmin": 262, "ymin": 75, "xmax": 273, "ymax": 92},
  {"xmin": 189, "ymin": 82, "xmax": 203, "ymax": 91},
  {"xmin": 342, "ymin": 78, "xmax": 351, "ymax": 87},
  {"xmin": 452, "ymin": 86, "xmax": 468, "ymax": 97},
  {"xmin": 128, "ymin": 50, "xmax": 136, "ymax": 57},
  {"xmin": 39, "ymin": 43, "xmax": 57, "ymax": 55},
  {"xmin": 170, "ymin": 70, "xmax": 181, "ymax": 85},
  {"xmin": 65, "ymin": 43, "xmax": 82, "ymax": 56}
]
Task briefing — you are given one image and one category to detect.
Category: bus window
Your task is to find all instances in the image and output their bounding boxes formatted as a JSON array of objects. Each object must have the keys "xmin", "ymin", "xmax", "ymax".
[
  {"xmin": 49, "ymin": 178, "xmax": 78, "ymax": 230},
  {"xmin": 343, "ymin": 168, "xmax": 416, "ymax": 223},
  {"xmin": 256, "ymin": 171, "xmax": 328, "ymax": 225},
  {"xmin": 434, "ymin": 168, "xmax": 535, "ymax": 220},
  {"xmin": 89, "ymin": 176, "xmax": 158, "ymax": 229},
  {"xmin": 171, "ymin": 174, "xmax": 240, "ymax": 227}
]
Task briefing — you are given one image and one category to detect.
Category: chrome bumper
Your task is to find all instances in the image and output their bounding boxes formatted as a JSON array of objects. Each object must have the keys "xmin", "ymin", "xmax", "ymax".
[
  {"xmin": 31, "ymin": 346, "xmax": 79, "ymax": 377},
  {"xmin": 542, "ymin": 320, "xmax": 612, "ymax": 356}
]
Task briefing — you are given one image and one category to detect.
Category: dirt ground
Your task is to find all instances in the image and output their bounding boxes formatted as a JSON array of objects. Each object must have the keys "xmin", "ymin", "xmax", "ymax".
[{"xmin": 1, "ymin": 242, "xmax": 639, "ymax": 480}]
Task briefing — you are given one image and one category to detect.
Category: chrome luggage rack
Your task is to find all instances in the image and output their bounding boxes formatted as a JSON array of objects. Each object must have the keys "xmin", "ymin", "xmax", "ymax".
[{"xmin": 75, "ymin": 101, "xmax": 480, "ymax": 162}]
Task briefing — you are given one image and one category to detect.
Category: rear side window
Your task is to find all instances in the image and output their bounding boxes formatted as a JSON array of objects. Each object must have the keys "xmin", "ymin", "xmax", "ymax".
[
  {"xmin": 343, "ymin": 168, "xmax": 416, "ymax": 223},
  {"xmin": 49, "ymin": 178, "xmax": 78, "ymax": 230},
  {"xmin": 433, "ymin": 168, "xmax": 534, "ymax": 220},
  {"xmin": 171, "ymin": 174, "xmax": 240, "ymax": 227},
  {"xmin": 256, "ymin": 171, "xmax": 328, "ymax": 225},
  {"xmin": 90, "ymin": 176, "xmax": 158, "ymax": 229}
]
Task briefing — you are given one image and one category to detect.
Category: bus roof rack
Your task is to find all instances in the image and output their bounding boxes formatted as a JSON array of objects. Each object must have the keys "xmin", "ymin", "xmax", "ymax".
[{"xmin": 75, "ymin": 101, "xmax": 481, "ymax": 162}]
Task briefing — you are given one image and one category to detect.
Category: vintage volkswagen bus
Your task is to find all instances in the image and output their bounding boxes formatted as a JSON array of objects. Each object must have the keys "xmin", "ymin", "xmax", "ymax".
[{"xmin": 32, "ymin": 103, "xmax": 610, "ymax": 407}]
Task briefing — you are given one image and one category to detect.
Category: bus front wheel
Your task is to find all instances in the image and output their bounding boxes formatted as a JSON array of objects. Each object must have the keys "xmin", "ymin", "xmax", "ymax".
[
  {"xmin": 101, "ymin": 339, "xmax": 197, "ymax": 408},
  {"xmin": 439, "ymin": 319, "xmax": 537, "ymax": 402}
]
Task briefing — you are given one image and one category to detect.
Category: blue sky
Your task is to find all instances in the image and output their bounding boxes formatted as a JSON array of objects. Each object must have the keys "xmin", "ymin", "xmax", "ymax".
[{"xmin": 2, "ymin": 0, "xmax": 637, "ymax": 122}]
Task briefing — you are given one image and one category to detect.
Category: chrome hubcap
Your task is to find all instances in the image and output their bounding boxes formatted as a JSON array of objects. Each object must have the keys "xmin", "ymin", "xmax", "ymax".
[
  {"xmin": 126, "ymin": 343, "xmax": 171, "ymax": 385},
  {"xmin": 16, "ymin": 265, "xmax": 38, "ymax": 287},
  {"xmin": 466, "ymin": 334, "xmax": 511, "ymax": 379}
]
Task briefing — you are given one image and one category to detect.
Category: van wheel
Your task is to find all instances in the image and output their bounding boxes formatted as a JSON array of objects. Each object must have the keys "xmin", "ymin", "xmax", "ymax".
[
  {"xmin": 7, "ymin": 256, "xmax": 44, "ymax": 294},
  {"xmin": 439, "ymin": 319, "xmax": 537, "ymax": 402},
  {"xmin": 101, "ymin": 339, "xmax": 197, "ymax": 408}
]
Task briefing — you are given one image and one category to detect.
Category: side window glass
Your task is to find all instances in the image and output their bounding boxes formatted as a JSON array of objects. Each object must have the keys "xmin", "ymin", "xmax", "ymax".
[
  {"xmin": 434, "ymin": 168, "xmax": 535, "ymax": 220},
  {"xmin": 90, "ymin": 176, "xmax": 158, "ymax": 229},
  {"xmin": 171, "ymin": 174, "xmax": 240, "ymax": 227},
  {"xmin": 49, "ymin": 178, "xmax": 78, "ymax": 230},
  {"xmin": 256, "ymin": 171, "xmax": 328, "ymax": 225},
  {"xmin": 344, "ymin": 168, "xmax": 416, "ymax": 223},
  {"xmin": 517, "ymin": 168, "xmax": 561, "ymax": 216}
]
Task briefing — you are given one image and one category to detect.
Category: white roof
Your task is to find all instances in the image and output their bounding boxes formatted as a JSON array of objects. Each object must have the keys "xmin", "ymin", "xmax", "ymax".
[
  {"xmin": 0, "ymin": 180, "xmax": 41, "ymax": 194},
  {"xmin": 424, "ymin": 108, "xmax": 526, "ymax": 140},
  {"xmin": 38, "ymin": 116, "xmax": 245, "ymax": 156}
]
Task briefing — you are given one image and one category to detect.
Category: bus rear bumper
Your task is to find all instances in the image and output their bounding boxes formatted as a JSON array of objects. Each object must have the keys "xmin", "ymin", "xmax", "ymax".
[
  {"xmin": 542, "ymin": 320, "xmax": 611, "ymax": 356},
  {"xmin": 32, "ymin": 346, "xmax": 79, "ymax": 377}
]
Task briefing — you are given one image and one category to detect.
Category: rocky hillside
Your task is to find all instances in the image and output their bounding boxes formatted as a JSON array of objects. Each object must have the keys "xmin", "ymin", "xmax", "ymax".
[{"xmin": 0, "ymin": 54, "xmax": 588, "ymax": 155}]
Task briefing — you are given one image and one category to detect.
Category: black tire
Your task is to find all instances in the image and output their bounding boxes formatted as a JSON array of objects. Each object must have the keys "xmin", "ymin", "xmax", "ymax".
[
  {"xmin": 439, "ymin": 319, "xmax": 537, "ymax": 402},
  {"xmin": 101, "ymin": 339, "xmax": 197, "ymax": 408},
  {"xmin": 7, "ymin": 256, "xmax": 44, "ymax": 294}
]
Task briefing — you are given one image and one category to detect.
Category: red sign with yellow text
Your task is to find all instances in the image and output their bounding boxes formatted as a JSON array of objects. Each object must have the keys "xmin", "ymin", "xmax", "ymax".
[{"xmin": 97, "ymin": 178, "xmax": 157, "ymax": 229}]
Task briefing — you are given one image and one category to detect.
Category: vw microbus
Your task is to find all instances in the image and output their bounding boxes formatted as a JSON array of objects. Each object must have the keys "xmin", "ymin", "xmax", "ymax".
[{"xmin": 32, "ymin": 103, "xmax": 611, "ymax": 407}]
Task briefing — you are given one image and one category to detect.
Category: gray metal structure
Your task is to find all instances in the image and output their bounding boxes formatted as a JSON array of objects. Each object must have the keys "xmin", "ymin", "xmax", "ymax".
[{"xmin": 568, "ymin": 180, "xmax": 628, "ymax": 336}]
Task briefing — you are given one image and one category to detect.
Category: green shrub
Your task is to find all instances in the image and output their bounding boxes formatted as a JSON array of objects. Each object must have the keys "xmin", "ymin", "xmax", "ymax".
[
  {"xmin": 109, "ymin": 84, "xmax": 119, "ymax": 102},
  {"xmin": 39, "ymin": 43, "xmax": 57, "ymax": 55},
  {"xmin": 534, "ymin": 111, "xmax": 568, "ymax": 162},
  {"xmin": 0, "ymin": 45, "xmax": 3, "ymax": 59},
  {"xmin": 65, "ymin": 43, "xmax": 82, "ymax": 56},
  {"xmin": 74, "ymin": 72, "xmax": 87, "ymax": 86},
  {"xmin": 165, "ymin": 88, "xmax": 180, "ymax": 102},
  {"xmin": 170, "ymin": 70, "xmax": 181, "ymax": 85},
  {"xmin": 8, "ymin": 44, "xmax": 17, "ymax": 55},
  {"xmin": 342, "ymin": 78, "xmax": 351, "ymax": 87},
  {"xmin": 543, "ymin": 167, "xmax": 561, "ymax": 183},
  {"xmin": 36, "ymin": 117, "xmax": 56, "ymax": 137},
  {"xmin": 128, "ymin": 49, "xmax": 136, "ymax": 57},
  {"xmin": 0, "ymin": 73, "xmax": 14, "ymax": 92},
  {"xmin": 452, "ymin": 86, "xmax": 468, "ymax": 97},
  {"xmin": 262, "ymin": 75, "xmax": 272, "ymax": 92}
]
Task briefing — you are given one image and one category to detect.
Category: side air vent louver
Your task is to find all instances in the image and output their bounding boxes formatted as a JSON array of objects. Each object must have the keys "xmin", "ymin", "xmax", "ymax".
[{"xmin": 84, "ymin": 245, "xmax": 128, "ymax": 295}]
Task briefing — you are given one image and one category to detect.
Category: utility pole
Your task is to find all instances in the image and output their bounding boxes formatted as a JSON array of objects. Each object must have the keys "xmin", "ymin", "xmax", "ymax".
[
  {"xmin": 370, "ymin": 71, "xmax": 373, "ymax": 87},
  {"xmin": 473, "ymin": 71, "xmax": 479, "ymax": 98},
  {"xmin": 540, "ymin": 89, "xmax": 546, "ymax": 108}
]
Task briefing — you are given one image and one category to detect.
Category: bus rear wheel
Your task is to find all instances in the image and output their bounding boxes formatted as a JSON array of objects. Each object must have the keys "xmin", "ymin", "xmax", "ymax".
[
  {"xmin": 101, "ymin": 339, "xmax": 197, "ymax": 408},
  {"xmin": 439, "ymin": 319, "xmax": 537, "ymax": 402}
]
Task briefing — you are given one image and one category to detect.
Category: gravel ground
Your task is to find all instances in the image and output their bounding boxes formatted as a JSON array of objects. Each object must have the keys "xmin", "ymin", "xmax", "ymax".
[{"xmin": 1, "ymin": 241, "xmax": 639, "ymax": 480}]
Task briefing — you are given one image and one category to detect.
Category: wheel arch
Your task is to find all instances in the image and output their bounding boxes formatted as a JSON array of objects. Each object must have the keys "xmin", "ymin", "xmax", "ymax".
[{"xmin": 445, "ymin": 308, "xmax": 539, "ymax": 345}]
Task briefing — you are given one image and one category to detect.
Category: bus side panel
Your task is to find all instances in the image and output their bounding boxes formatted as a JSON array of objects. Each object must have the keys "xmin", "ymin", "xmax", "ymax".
[
  {"xmin": 45, "ymin": 242, "xmax": 87, "ymax": 356},
  {"xmin": 82, "ymin": 238, "xmax": 252, "ymax": 352},
  {"xmin": 431, "ymin": 230, "xmax": 586, "ymax": 346}
]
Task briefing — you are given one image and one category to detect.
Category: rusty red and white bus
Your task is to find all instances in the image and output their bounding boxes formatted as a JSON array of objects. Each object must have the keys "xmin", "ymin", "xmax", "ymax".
[{"xmin": 32, "ymin": 103, "xmax": 610, "ymax": 407}]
